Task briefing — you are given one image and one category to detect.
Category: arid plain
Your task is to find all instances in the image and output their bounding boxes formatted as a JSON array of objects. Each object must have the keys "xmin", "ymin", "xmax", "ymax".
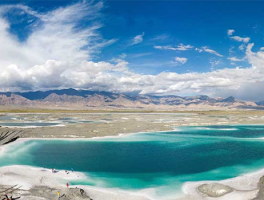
[{"xmin": 1, "ymin": 109, "xmax": 264, "ymax": 139}]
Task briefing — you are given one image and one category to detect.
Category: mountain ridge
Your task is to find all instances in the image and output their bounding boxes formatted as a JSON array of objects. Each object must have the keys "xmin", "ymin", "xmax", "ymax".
[{"xmin": 0, "ymin": 89, "xmax": 261, "ymax": 110}]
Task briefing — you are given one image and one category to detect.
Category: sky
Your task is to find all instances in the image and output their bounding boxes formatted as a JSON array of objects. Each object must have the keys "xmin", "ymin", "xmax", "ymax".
[{"xmin": 1, "ymin": 0, "xmax": 264, "ymax": 101}]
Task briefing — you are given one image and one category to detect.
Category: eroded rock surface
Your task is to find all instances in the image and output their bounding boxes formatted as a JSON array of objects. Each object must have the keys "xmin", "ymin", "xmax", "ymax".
[
  {"xmin": 0, "ymin": 185, "xmax": 92, "ymax": 200},
  {"xmin": 252, "ymin": 176, "xmax": 264, "ymax": 200},
  {"xmin": 198, "ymin": 183, "xmax": 233, "ymax": 197},
  {"xmin": 28, "ymin": 186, "xmax": 92, "ymax": 200}
]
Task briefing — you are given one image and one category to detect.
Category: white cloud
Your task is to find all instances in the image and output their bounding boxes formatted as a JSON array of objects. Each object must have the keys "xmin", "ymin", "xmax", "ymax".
[
  {"xmin": 0, "ymin": 2, "xmax": 117, "ymax": 91},
  {"xmin": 151, "ymin": 34, "xmax": 169, "ymax": 41},
  {"xmin": 154, "ymin": 45, "xmax": 173, "ymax": 50},
  {"xmin": 0, "ymin": 1, "xmax": 116, "ymax": 69},
  {"xmin": 154, "ymin": 43, "xmax": 193, "ymax": 51},
  {"xmin": 202, "ymin": 47, "xmax": 223, "ymax": 57},
  {"xmin": 239, "ymin": 44, "xmax": 246, "ymax": 51},
  {"xmin": 228, "ymin": 29, "xmax": 235, "ymax": 36},
  {"xmin": 227, "ymin": 29, "xmax": 250, "ymax": 43},
  {"xmin": 195, "ymin": 48, "xmax": 203, "ymax": 53},
  {"xmin": 175, "ymin": 57, "xmax": 188, "ymax": 64},
  {"xmin": 230, "ymin": 36, "xmax": 250, "ymax": 43},
  {"xmin": 131, "ymin": 32, "xmax": 145, "ymax": 45},
  {"xmin": 196, "ymin": 46, "xmax": 223, "ymax": 57},
  {"xmin": 176, "ymin": 43, "xmax": 194, "ymax": 51},
  {"xmin": 228, "ymin": 57, "xmax": 245, "ymax": 62},
  {"xmin": 229, "ymin": 46, "xmax": 235, "ymax": 53},
  {"xmin": 129, "ymin": 53, "xmax": 152, "ymax": 58},
  {"xmin": 210, "ymin": 59, "xmax": 222, "ymax": 69},
  {"xmin": 1, "ymin": 36, "xmax": 264, "ymax": 101}
]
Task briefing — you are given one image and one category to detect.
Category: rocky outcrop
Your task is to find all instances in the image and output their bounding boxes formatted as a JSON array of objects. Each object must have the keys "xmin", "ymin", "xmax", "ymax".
[
  {"xmin": 0, "ymin": 130, "xmax": 24, "ymax": 146},
  {"xmin": 60, "ymin": 188, "xmax": 92, "ymax": 200},
  {"xmin": 0, "ymin": 185, "xmax": 93, "ymax": 200},
  {"xmin": 198, "ymin": 183, "xmax": 233, "ymax": 197},
  {"xmin": 252, "ymin": 176, "xmax": 264, "ymax": 200},
  {"xmin": 29, "ymin": 186, "xmax": 93, "ymax": 200}
]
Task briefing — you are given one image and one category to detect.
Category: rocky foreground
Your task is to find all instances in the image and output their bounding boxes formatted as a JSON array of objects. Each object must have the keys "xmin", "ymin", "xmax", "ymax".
[
  {"xmin": 0, "ymin": 165, "xmax": 149, "ymax": 200},
  {"xmin": 2, "ymin": 165, "xmax": 264, "ymax": 200},
  {"xmin": 1, "ymin": 185, "xmax": 92, "ymax": 200}
]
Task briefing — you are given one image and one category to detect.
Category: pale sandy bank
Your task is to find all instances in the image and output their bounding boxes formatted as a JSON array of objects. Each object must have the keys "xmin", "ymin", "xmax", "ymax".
[{"xmin": 0, "ymin": 165, "xmax": 151, "ymax": 200}]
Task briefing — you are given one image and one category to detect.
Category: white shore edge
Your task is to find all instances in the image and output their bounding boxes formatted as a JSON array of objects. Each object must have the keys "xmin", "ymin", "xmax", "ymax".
[
  {"xmin": 0, "ymin": 131, "xmax": 264, "ymax": 200},
  {"xmin": 0, "ymin": 165, "xmax": 155, "ymax": 200}
]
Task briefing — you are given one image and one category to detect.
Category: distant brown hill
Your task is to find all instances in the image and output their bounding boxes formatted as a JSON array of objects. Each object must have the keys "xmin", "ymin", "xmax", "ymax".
[{"xmin": 0, "ymin": 89, "xmax": 260, "ymax": 110}]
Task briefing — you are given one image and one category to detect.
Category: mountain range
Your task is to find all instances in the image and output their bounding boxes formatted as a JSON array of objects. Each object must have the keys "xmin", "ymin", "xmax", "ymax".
[{"xmin": 0, "ymin": 88, "xmax": 262, "ymax": 110}]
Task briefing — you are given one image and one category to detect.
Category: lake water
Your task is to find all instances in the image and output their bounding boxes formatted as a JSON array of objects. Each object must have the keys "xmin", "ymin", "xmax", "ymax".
[{"xmin": 1, "ymin": 125, "xmax": 264, "ymax": 199}]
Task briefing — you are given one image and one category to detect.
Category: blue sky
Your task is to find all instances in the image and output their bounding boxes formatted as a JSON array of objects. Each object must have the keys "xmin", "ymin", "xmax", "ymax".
[
  {"xmin": 100, "ymin": 1, "xmax": 263, "ymax": 74},
  {"xmin": 0, "ymin": 0, "xmax": 264, "ymax": 100}
]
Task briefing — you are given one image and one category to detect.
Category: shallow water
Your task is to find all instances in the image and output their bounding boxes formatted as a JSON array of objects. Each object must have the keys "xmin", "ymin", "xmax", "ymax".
[
  {"xmin": 0, "ymin": 122, "xmax": 61, "ymax": 127},
  {"xmin": 1, "ymin": 125, "xmax": 264, "ymax": 199}
]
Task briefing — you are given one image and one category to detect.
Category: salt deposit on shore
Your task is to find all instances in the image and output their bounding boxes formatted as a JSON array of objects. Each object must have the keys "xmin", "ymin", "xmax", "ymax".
[
  {"xmin": 0, "ymin": 165, "xmax": 151, "ymax": 200},
  {"xmin": 181, "ymin": 167, "xmax": 264, "ymax": 200}
]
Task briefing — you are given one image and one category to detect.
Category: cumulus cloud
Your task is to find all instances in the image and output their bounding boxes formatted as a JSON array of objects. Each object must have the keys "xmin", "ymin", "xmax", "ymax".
[
  {"xmin": 131, "ymin": 32, "xmax": 145, "ymax": 45},
  {"xmin": 227, "ymin": 29, "xmax": 235, "ymax": 36},
  {"xmin": 0, "ymin": 2, "xmax": 118, "ymax": 68},
  {"xmin": 230, "ymin": 36, "xmax": 250, "ymax": 43},
  {"xmin": 154, "ymin": 43, "xmax": 193, "ymax": 51},
  {"xmin": 176, "ymin": 43, "xmax": 193, "ymax": 51},
  {"xmin": 227, "ymin": 29, "xmax": 250, "ymax": 43},
  {"xmin": 195, "ymin": 46, "xmax": 223, "ymax": 57},
  {"xmin": 195, "ymin": 48, "xmax": 203, "ymax": 53},
  {"xmin": 80, "ymin": 43, "xmax": 264, "ymax": 100},
  {"xmin": 175, "ymin": 57, "xmax": 187, "ymax": 64},
  {"xmin": 239, "ymin": 44, "xmax": 246, "ymax": 51},
  {"xmin": 154, "ymin": 45, "xmax": 173, "ymax": 50},
  {"xmin": 0, "ymin": 1, "xmax": 117, "ymax": 91}
]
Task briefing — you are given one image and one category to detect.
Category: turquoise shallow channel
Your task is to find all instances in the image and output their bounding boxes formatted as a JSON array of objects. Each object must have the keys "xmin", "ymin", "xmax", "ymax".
[{"xmin": 2, "ymin": 125, "xmax": 264, "ymax": 198}]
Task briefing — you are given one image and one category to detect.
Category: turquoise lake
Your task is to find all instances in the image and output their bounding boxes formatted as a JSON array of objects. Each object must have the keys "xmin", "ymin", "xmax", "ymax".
[{"xmin": 2, "ymin": 125, "xmax": 264, "ymax": 198}]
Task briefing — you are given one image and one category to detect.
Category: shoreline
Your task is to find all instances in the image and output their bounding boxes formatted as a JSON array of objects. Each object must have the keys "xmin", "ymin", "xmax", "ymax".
[
  {"xmin": 0, "ymin": 135, "xmax": 156, "ymax": 200},
  {"xmin": 0, "ymin": 165, "xmax": 153, "ymax": 200},
  {"xmin": 0, "ymin": 133, "xmax": 167, "ymax": 200}
]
